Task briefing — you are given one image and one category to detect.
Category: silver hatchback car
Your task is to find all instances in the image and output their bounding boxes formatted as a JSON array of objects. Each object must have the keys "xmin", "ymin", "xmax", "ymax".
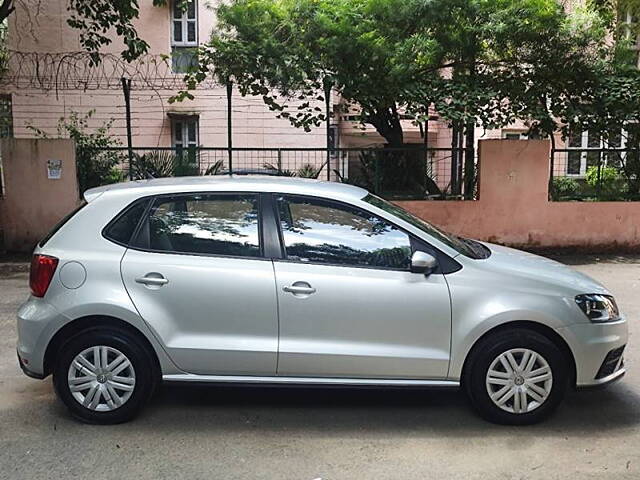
[{"xmin": 17, "ymin": 176, "xmax": 627, "ymax": 424}]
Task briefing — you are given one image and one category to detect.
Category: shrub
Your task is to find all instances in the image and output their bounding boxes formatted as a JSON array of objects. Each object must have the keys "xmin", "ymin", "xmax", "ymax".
[
  {"xmin": 28, "ymin": 111, "xmax": 125, "ymax": 194},
  {"xmin": 550, "ymin": 176, "xmax": 580, "ymax": 200},
  {"xmin": 585, "ymin": 165, "xmax": 627, "ymax": 200}
]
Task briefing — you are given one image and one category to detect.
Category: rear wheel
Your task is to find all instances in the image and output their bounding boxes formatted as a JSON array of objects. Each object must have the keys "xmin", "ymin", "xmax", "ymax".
[
  {"xmin": 464, "ymin": 328, "xmax": 569, "ymax": 425},
  {"xmin": 53, "ymin": 327, "xmax": 158, "ymax": 424}
]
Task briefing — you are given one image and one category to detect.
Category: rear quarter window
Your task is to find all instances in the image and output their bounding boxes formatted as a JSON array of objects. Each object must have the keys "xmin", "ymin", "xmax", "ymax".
[{"xmin": 103, "ymin": 199, "xmax": 150, "ymax": 246}]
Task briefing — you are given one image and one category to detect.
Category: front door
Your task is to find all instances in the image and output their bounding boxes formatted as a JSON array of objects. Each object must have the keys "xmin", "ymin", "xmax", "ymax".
[
  {"xmin": 272, "ymin": 194, "xmax": 452, "ymax": 379},
  {"xmin": 121, "ymin": 192, "xmax": 278, "ymax": 376}
]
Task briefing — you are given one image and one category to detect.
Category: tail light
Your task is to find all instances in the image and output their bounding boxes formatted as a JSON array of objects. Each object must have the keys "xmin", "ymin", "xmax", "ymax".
[{"xmin": 30, "ymin": 255, "xmax": 59, "ymax": 298}]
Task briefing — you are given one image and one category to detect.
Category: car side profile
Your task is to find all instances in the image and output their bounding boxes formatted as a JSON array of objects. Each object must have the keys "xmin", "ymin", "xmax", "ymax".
[{"xmin": 17, "ymin": 176, "xmax": 628, "ymax": 425}]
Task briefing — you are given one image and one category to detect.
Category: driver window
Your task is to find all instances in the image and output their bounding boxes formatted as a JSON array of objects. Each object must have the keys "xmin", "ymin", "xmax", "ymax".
[{"xmin": 276, "ymin": 195, "xmax": 412, "ymax": 270}]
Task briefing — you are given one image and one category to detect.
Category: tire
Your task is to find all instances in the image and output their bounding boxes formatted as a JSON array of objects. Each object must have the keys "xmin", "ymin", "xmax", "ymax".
[
  {"xmin": 52, "ymin": 327, "xmax": 158, "ymax": 424},
  {"xmin": 464, "ymin": 328, "xmax": 569, "ymax": 425}
]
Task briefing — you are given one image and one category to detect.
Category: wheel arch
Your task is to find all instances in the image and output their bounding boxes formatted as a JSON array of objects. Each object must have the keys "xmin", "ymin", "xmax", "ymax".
[
  {"xmin": 43, "ymin": 315, "xmax": 161, "ymax": 379},
  {"xmin": 460, "ymin": 320, "xmax": 577, "ymax": 389}
]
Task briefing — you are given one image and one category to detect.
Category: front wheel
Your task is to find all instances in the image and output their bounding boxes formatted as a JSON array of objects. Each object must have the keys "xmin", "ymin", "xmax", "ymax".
[
  {"xmin": 53, "ymin": 327, "xmax": 158, "ymax": 424},
  {"xmin": 464, "ymin": 328, "xmax": 569, "ymax": 425}
]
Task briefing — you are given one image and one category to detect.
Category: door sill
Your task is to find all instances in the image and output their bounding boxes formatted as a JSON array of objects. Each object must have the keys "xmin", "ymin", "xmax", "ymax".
[{"xmin": 162, "ymin": 374, "xmax": 459, "ymax": 388}]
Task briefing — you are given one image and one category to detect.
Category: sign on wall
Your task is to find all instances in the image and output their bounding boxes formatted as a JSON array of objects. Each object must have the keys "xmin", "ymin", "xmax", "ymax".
[{"xmin": 47, "ymin": 159, "xmax": 62, "ymax": 179}]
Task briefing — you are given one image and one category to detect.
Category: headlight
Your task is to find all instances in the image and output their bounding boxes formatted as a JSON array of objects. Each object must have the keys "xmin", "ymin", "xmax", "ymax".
[{"xmin": 575, "ymin": 294, "xmax": 620, "ymax": 323}]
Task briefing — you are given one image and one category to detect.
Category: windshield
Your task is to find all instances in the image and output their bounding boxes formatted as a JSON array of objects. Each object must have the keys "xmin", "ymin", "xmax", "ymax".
[{"xmin": 364, "ymin": 194, "xmax": 490, "ymax": 260}]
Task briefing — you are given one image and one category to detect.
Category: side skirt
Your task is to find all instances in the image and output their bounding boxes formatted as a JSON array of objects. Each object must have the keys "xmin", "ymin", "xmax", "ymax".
[{"xmin": 162, "ymin": 374, "xmax": 460, "ymax": 388}]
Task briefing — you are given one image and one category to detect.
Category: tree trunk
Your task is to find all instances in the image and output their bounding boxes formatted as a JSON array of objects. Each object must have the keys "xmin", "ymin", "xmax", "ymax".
[
  {"xmin": 364, "ymin": 105, "xmax": 432, "ymax": 198},
  {"xmin": 366, "ymin": 105, "xmax": 404, "ymax": 148},
  {"xmin": 450, "ymin": 121, "xmax": 464, "ymax": 196},
  {"xmin": 463, "ymin": 120, "xmax": 475, "ymax": 200}
]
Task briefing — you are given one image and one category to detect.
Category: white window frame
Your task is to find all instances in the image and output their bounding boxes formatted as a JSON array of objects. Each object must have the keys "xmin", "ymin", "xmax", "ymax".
[
  {"xmin": 172, "ymin": 117, "xmax": 199, "ymax": 150},
  {"xmin": 623, "ymin": 9, "xmax": 640, "ymax": 68},
  {"xmin": 565, "ymin": 129, "xmax": 628, "ymax": 177},
  {"xmin": 171, "ymin": 0, "xmax": 198, "ymax": 47}
]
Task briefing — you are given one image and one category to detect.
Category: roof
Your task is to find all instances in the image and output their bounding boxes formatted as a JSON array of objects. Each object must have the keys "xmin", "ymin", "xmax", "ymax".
[{"xmin": 84, "ymin": 175, "xmax": 369, "ymax": 203}]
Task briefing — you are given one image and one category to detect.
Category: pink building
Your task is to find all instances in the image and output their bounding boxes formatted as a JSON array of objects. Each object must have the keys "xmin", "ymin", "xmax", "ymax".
[
  {"xmin": 0, "ymin": 3, "xmax": 528, "ymax": 152},
  {"xmin": 0, "ymin": 0, "xmax": 637, "ymax": 192},
  {"xmin": 3, "ymin": 1, "xmax": 332, "ymax": 176}
]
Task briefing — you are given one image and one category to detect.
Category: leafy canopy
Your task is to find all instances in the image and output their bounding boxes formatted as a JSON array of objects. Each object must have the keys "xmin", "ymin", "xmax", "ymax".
[{"xmin": 178, "ymin": 0, "xmax": 616, "ymax": 145}]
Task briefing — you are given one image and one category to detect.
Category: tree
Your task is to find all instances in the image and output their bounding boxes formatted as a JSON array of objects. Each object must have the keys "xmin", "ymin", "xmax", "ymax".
[
  {"xmin": 175, "ymin": 0, "xmax": 615, "ymax": 197},
  {"xmin": 181, "ymin": 0, "xmax": 608, "ymax": 145},
  {"xmin": 0, "ymin": 0, "xmax": 187, "ymax": 64}
]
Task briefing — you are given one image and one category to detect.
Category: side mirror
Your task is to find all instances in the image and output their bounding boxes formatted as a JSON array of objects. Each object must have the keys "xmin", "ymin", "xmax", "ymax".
[{"xmin": 410, "ymin": 251, "xmax": 438, "ymax": 275}]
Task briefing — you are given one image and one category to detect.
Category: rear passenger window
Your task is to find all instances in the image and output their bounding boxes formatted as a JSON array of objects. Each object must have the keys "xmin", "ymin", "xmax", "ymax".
[
  {"xmin": 146, "ymin": 194, "xmax": 261, "ymax": 257},
  {"xmin": 104, "ymin": 200, "xmax": 148, "ymax": 246}
]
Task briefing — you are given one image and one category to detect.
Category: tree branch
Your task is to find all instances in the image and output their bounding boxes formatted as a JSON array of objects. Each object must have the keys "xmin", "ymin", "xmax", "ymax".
[{"xmin": 0, "ymin": 0, "xmax": 15, "ymax": 23}]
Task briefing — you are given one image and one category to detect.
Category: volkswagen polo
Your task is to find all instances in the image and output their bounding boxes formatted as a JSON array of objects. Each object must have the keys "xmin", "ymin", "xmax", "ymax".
[{"xmin": 17, "ymin": 176, "xmax": 628, "ymax": 424}]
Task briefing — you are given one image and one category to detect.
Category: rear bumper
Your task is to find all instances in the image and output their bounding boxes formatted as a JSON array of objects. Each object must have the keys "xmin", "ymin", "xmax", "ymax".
[
  {"xmin": 16, "ymin": 297, "xmax": 63, "ymax": 378},
  {"xmin": 17, "ymin": 350, "xmax": 46, "ymax": 380},
  {"xmin": 556, "ymin": 318, "xmax": 628, "ymax": 388}
]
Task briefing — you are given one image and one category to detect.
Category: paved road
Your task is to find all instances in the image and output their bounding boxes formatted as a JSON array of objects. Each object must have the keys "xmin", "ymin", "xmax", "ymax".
[{"xmin": 0, "ymin": 256, "xmax": 638, "ymax": 479}]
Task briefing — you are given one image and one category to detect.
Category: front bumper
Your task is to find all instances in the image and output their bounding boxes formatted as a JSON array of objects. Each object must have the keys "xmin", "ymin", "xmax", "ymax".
[
  {"xmin": 557, "ymin": 318, "xmax": 628, "ymax": 388},
  {"xmin": 577, "ymin": 366, "xmax": 625, "ymax": 390}
]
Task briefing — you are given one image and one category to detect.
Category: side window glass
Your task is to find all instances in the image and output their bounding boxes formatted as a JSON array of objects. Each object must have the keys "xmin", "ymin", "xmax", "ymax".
[
  {"xmin": 148, "ymin": 194, "xmax": 261, "ymax": 257},
  {"xmin": 277, "ymin": 196, "xmax": 412, "ymax": 269},
  {"xmin": 104, "ymin": 200, "xmax": 148, "ymax": 246}
]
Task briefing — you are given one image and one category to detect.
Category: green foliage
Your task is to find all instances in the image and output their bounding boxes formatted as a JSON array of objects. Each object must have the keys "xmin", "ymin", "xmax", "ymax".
[
  {"xmin": 130, "ymin": 149, "xmax": 203, "ymax": 180},
  {"xmin": 176, "ymin": 0, "xmax": 616, "ymax": 148},
  {"xmin": 203, "ymin": 160, "xmax": 225, "ymax": 176},
  {"xmin": 585, "ymin": 165, "xmax": 628, "ymax": 200},
  {"xmin": 296, "ymin": 163, "xmax": 322, "ymax": 179},
  {"xmin": 28, "ymin": 111, "xmax": 124, "ymax": 194},
  {"xmin": 550, "ymin": 176, "xmax": 581, "ymax": 201},
  {"xmin": 262, "ymin": 162, "xmax": 323, "ymax": 178},
  {"xmin": 130, "ymin": 150, "xmax": 177, "ymax": 179}
]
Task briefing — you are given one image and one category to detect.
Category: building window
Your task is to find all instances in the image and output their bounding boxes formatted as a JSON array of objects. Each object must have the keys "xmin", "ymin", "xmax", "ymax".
[
  {"xmin": 622, "ymin": 9, "xmax": 640, "ymax": 67},
  {"xmin": 171, "ymin": 0, "xmax": 198, "ymax": 73},
  {"xmin": 566, "ymin": 130, "xmax": 627, "ymax": 176},
  {"xmin": 0, "ymin": 94, "xmax": 13, "ymax": 138},
  {"xmin": 172, "ymin": 117, "xmax": 199, "ymax": 151},
  {"xmin": 502, "ymin": 131, "xmax": 528, "ymax": 140}
]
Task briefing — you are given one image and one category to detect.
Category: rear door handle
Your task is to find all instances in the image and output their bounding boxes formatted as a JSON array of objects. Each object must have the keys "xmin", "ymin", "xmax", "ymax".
[
  {"xmin": 283, "ymin": 282, "xmax": 316, "ymax": 295},
  {"xmin": 135, "ymin": 274, "xmax": 169, "ymax": 286}
]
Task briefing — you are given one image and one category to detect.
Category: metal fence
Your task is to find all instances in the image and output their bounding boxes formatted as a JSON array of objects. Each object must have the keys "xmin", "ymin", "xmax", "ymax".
[
  {"xmin": 550, "ymin": 147, "xmax": 640, "ymax": 201},
  {"xmin": 79, "ymin": 146, "xmax": 478, "ymax": 201}
]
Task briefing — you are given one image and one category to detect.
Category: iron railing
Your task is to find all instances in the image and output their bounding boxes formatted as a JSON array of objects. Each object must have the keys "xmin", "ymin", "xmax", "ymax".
[
  {"xmin": 78, "ymin": 146, "xmax": 478, "ymax": 201},
  {"xmin": 550, "ymin": 147, "xmax": 640, "ymax": 201}
]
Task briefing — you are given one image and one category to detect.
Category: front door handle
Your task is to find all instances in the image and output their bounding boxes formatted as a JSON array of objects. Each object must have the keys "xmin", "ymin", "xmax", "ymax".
[
  {"xmin": 135, "ymin": 274, "xmax": 169, "ymax": 287},
  {"xmin": 283, "ymin": 282, "xmax": 316, "ymax": 296}
]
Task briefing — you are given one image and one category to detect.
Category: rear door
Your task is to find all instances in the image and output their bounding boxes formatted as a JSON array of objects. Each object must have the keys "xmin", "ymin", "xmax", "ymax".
[{"xmin": 120, "ymin": 192, "xmax": 279, "ymax": 376}]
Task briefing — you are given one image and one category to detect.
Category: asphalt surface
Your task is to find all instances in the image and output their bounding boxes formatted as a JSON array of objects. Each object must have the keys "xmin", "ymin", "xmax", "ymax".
[{"xmin": 0, "ymin": 256, "xmax": 638, "ymax": 479}]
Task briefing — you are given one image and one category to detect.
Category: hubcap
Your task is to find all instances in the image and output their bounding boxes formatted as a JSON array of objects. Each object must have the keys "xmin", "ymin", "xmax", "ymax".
[
  {"xmin": 67, "ymin": 346, "xmax": 136, "ymax": 412},
  {"xmin": 485, "ymin": 348, "xmax": 553, "ymax": 414}
]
